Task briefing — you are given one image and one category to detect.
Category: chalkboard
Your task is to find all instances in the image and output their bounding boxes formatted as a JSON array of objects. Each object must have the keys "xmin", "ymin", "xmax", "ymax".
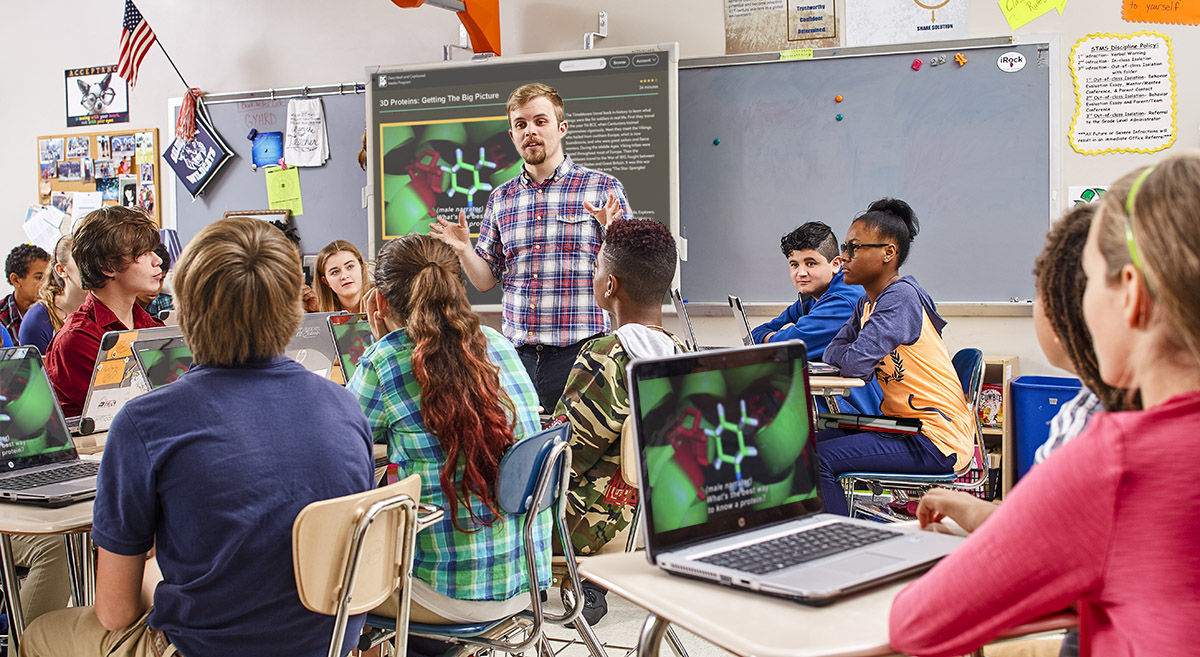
[
  {"xmin": 678, "ymin": 41, "xmax": 1052, "ymax": 303},
  {"xmin": 171, "ymin": 92, "xmax": 368, "ymax": 257}
]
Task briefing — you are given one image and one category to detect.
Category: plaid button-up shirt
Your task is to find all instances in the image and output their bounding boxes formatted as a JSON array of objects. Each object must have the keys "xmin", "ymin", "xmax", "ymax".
[
  {"xmin": 0, "ymin": 294, "xmax": 24, "ymax": 345},
  {"xmin": 475, "ymin": 157, "xmax": 631, "ymax": 347},
  {"xmin": 347, "ymin": 325, "xmax": 552, "ymax": 601}
]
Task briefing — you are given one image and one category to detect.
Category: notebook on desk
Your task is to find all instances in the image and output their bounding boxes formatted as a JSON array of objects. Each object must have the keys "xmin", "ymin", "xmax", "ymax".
[
  {"xmin": 626, "ymin": 341, "xmax": 960, "ymax": 605},
  {"xmin": 77, "ymin": 325, "xmax": 183, "ymax": 435},
  {"xmin": 0, "ymin": 347, "xmax": 99, "ymax": 507}
]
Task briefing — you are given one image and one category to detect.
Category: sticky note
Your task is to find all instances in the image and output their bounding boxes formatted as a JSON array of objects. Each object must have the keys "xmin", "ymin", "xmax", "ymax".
[
  {"xmin": 93, "ymin": 359, "xmax": 127, "ymax": 387},
  {"xmin": 780, "ymin": 49, "xmax": 814, "ymax": 61},
  {"xmin": 107, "ymin": 331, "xmax": 139, "ymax": 360},
  {"xmin": 265, "ymin": 166, "xmax": 304, "ymax": 216},
  {"xmin": 1123, "ymin": 0, "xmax": 1200, "ymax": 25},
  {"xmin": 998, "ymin": 0, "xmax": 1067, "ymax": 30}
]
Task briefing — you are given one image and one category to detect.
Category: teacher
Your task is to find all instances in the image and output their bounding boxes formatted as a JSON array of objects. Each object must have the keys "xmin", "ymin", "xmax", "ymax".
[{"xmin": 432, "ymin": 83, "xmax": 631, "ymax": 411}]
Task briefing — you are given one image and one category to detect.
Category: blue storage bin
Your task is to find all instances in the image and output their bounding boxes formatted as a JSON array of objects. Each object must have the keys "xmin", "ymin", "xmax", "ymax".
[{"xmin": 1011, "ymin": 376, "xmax": 1082, "ymax": 480}]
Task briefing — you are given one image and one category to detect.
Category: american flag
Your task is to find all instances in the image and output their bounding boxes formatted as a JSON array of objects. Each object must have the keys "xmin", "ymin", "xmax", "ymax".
[{"xmin": 118, "ymin": 0, "xmax": 156, "ymax": 87}]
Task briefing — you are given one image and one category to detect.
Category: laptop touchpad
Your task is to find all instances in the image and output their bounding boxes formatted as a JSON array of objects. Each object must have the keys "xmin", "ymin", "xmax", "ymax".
[{"xmin": 824, "ymin": 551, "xmax": 902, "ymax": 574}]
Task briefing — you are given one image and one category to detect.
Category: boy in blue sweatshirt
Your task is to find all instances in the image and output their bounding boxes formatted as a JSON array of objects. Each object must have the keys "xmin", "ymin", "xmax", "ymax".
[{"xmin": 753, "ymin": 221, "xmax": 881, "ymax": 413}]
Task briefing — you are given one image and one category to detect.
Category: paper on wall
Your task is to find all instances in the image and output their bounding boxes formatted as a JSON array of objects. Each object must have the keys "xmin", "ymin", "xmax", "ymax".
[
  {"xmin": 1068, "ymin": 32, "xmax": 1175, "ymax": 155},
  {"xmin": 845, "ymin": 0, "xmax": 967, "ymax": 47},
  {"xmin": 71, "ymin": 192, "xmax": 104, "ymax": 230},
  {"xmin": 265, "ymin": 166, "xmax": 304, "ymax": 216},
  {"xmin": 284, "ymin": 98, "xmax": 330, "ymax": 167},
  {"xmin": 22, "ymin": 205, "xmax": 62, "ymax": 253}
]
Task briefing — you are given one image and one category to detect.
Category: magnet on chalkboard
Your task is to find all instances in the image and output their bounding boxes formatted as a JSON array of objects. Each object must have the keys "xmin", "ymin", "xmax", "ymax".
[
  {"xmin": 247, "ymin": 129, "xmax": 258, "ymax": 140},
  {"xmin": 836, "ymin": 114, "xmax": 843, "ymax": 121},
  {"xmin": 911, "ymin": 58, "xmax": 923, "ymax": 71},
  {"xmin": 713, "ymin": 138, "xmax": 721, "ymax": 145},
  {"xmin": 835, "ymin": 95, "xmax": 843, "ymax": 103}
]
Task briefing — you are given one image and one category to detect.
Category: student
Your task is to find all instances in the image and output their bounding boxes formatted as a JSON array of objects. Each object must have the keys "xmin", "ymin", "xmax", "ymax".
[
  {"xmin": 21, "ymin": 216, "xmax": 376, "ymax": 657},
  {"xmin": 18, "ymin": 236, "xmax": 87, "ymax": 355},
  {"xmin": 431, "ymin": 83, "xmax": 631, "ymax": 412},
  {"xmin": 752, "ymin": 221, "xmax": 882, "ymax": 414},
  {"xmin": 1, "ymin": 243, "xmax": 51, "ymax": 343},
  {"xmin": 891, "ymin": 155, "xmax": 1200, "ymax": 656},
  {"xmin": 348, "ymin": 233, "xmax": 550, "ymax": 624},
  {"xmin": 818, "ymin": 199, "xmax": 974, "ymax": 516},
  {"xmin": 136, "ymin": 243, "xmax": 173, "ymax": 320},
  {"xmin": 314, "ymin": 239, "xmax": 373, "ymax": 314},
  {"xmin": 45, "ymin": 206, "xmax": 164, "ymax": 417},
  {"xmin": 550, "ymin": 219, "xmax": 685, "ymax": 624}
]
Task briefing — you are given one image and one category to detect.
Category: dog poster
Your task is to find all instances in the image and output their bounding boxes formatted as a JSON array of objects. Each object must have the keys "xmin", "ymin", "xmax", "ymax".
[{"xmin": 65, "ymin": 65, "xmax": 129, "ymax": 127}]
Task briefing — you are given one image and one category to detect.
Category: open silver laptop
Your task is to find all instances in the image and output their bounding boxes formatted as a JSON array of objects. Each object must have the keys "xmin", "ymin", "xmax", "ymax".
[
  {"xmin": 0, "ymin": 347, "xmax": 99, "ymax": 507},
  {"xmin": 670, "ymin": 288, "xmax": 723, "ymax": 351},
  {"xmin": 727, "ymin": 295, "xmax": 755, "ymax": 346},
  {"xmin": 626, "ymin": 341, "xmax": 961, "ymax": 605},
  {"xmin": 327, "ymin": 313, "xmax": 375, "ymax": 384},
  {"xmin": 286, "ymin": 312, "xmax": 344, "ymax": 379},
  {"xmin": 78, "ymin": 325, "xmax": 182, "ymax": 434},
  {"xmin": 131, "ymin": 335, "xmax": 194, "ymax": 389}
]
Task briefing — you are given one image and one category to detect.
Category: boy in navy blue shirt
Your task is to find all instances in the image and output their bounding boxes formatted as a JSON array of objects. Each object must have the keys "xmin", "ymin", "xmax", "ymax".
[
  {"xmin": 753, "ymin": 221, "xmax": 881, "ymax": 413},
  {"xmin": 22, "ymin": 217, "xmax": 375, "ymax": 657}
]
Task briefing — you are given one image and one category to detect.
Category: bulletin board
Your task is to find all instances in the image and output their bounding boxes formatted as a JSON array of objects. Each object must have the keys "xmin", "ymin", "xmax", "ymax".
[{"xmin": 35, "ymin": 128, "xmax": 162, "ymax": 227}]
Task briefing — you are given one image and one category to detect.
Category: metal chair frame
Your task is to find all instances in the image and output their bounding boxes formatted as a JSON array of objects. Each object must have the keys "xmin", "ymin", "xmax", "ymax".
[{"xmin": 837, "ymin": 348, "xmax": 990, "ymax": 520}]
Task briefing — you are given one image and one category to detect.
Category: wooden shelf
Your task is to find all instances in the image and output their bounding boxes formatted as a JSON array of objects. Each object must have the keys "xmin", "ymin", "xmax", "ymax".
[
  {"xmin": 983, "ymin": 356, "xmax": 1020, "ymax": 498},
  {"xmin": 982, "ymin": 426, "xmax": 1002, "ymax": 436}
]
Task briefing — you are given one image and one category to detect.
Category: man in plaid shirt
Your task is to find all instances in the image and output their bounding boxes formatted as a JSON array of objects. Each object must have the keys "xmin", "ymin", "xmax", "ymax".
[{"xmin": 432, "ymin": 83, "xmax": 631, "ymax": 411}]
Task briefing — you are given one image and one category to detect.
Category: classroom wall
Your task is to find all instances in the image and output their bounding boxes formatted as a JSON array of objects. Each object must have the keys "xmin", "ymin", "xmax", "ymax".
[{"xmin": 3, "ymin": 0, "xmax": 1196, "ymax": 376}]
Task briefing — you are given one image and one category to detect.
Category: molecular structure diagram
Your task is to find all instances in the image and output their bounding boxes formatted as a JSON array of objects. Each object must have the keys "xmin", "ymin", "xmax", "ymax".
[
  {"xmin": 440, "ymin": 147, "xmax": 497, "ymax": 209},
  {"xmin": 704, "ymin": 399, "xmax": 759, "ymax": 490}
]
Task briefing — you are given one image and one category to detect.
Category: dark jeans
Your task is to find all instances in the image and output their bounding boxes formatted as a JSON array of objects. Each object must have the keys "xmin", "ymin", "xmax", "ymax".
[
  {"xmin": 815, "ymin": 428, "xmax": 958, "ymax": 516},
  {"xmin": 517, "ymin": 334, "xmax": 599, "ymax": 413}
]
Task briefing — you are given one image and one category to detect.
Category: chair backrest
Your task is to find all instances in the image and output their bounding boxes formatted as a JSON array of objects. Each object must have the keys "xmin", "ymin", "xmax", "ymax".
[
  {"xmin": 293, "ymin": 474, "xmax": 421, "ymax": 616},
  {"xmin": 620, "ymin": 417, "xmax": 638, "ymax": 487},
  {"xmin": 951, "ymin": 348, "xmax": 987, "ymax": 472},
  {"xmin": 497, "ymin": 423, "xmax": 571, "ymax": 515}
]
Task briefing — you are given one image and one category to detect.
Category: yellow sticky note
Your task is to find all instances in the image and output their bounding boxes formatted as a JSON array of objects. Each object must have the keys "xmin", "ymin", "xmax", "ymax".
[
  {"xmin": 265, "ymin": 166, "xmax": 304, "ymax": 216},
  {"xmin": 93, "ymin": 359, "xmax": 127, "ymax": 387},
  {"xmin": 999, "ymin": 0, "xmax": 1068, "ymax": 30},
  {"xmin": 107, "ymin": 331, "xmax": 139, "ymax": 360},
  {"xmin": 780, "ymin": 48, "xmax": 814, "ymax": 61}
]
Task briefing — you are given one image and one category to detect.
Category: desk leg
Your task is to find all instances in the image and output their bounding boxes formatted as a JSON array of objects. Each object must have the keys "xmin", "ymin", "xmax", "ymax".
[
  {"xmin": 637, "ymin": 613, "xmax": 670, "ymax": 657},
  {"xmin": 64, "ymin": 532, "xmax": 95, "ymax": 606},
  {"xmin": 823, "ymin": 391, "xmax": 842, "ymax": 414},
  {"xmin": 1, "ymin": 533, "xmax": 27, "ymax": 654}
]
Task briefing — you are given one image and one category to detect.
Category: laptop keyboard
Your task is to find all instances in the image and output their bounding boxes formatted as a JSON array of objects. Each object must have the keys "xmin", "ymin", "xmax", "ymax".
[
  {"xmin": 697, "ymin": 522, "xmax": 900, "ymax": 574},
  {"xmin": 0, "ymin": 462, "xmax": 100, "ymax": 491}
]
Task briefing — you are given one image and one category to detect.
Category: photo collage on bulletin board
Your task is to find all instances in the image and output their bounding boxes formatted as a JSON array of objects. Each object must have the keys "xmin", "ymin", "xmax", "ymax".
[{"xmin": 36, "ymin": 128, "xmax": 161, "ymax": 233}]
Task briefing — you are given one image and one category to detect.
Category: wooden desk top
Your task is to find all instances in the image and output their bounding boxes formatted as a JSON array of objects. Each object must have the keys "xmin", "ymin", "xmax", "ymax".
[{"xmin": 580, "ymin": 552, "xmax": 1075, "ymax": 657}]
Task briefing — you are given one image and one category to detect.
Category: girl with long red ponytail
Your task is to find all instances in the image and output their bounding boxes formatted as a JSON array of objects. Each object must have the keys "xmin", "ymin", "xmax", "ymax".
[{"xmin": 347, "ymin": 233, "xmax": 550, "ymax": 624}]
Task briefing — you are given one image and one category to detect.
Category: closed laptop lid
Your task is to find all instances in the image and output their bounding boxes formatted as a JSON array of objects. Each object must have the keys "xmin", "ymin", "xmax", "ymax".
[
  {"xmin": 286, "ymin": 312, "xmax": 342, "ymax": 377},
  {"xmin": 627, "ymin": 341, "xmax": 822, "ymax": 562},
  {"xmin": 328, "ymin": 313, "xmax": 375, "ymax": 382},
  {"xmin": 0, "ymin": 347, "xmax": 79, "ymax": 470},
  {"xmin": 131, "ymin": 336, "xmax": 194, "ymax": 390}
]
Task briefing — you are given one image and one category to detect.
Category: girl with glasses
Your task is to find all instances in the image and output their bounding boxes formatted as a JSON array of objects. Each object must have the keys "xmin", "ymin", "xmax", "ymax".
[{"xmin": 818, "ymin": 198, "xmax": 976, "ymax": 516}]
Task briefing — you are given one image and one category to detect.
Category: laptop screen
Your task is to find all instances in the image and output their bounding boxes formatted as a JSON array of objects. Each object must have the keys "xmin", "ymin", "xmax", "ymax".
[
  {"xmin": 628, "ymin": 341, "xmax": 823, "ymax": 558},
  {"xmin": 328, "ymin": 313, "xmax": 375, "ymax": 382},
  {"xmin": 132, "ymin": 336, "xmax": 195, "ymax": 389},
  {"xmin": 0, "ymin": 347, "xmax": 77, "ymax": 468}
]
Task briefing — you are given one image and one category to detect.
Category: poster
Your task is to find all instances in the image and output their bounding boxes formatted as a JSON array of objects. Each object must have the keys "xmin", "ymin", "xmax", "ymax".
[
  {"xmin": 1069, "ymin": 32, "xmax": 1175, "ymax": 155},
  {"xmin": 723, "ymin": 0, "xmax": 838, "ymax": 55},
  {"xmin": 1123, "ymin": 0, "xmax": 1200, "ymax": 25},
  {"xmin": 845, "ymin": 0, "xmax": 967, "ymax": 47},
  {"xmin": 164, "ymin": 109, "xmax": 233, "ymax": 198},
  {"xmin": 65, "ymin": 65, "xmax": 129, "ymax": 127}
]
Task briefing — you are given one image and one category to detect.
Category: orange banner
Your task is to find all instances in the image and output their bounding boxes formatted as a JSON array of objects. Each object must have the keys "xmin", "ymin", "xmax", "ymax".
[{"xmin": 1123, "ymin": 0, "xmax": 1200, "ymax": 25}]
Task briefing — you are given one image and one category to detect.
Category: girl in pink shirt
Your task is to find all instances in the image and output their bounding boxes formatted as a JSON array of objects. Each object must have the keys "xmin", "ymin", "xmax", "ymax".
[{"xmin": 890, "ymin": 153, "xmax": 1200, "ymax": 656}]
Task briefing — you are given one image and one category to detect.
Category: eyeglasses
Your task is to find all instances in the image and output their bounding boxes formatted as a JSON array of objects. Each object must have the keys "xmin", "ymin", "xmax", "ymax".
[
  {"xmin": 1124, "ymin": 165, "xmax": 1155, "ymax": 271},
  {"xmin": 840, "ymin": 242, "xmax": 890, "ymax": 259}
]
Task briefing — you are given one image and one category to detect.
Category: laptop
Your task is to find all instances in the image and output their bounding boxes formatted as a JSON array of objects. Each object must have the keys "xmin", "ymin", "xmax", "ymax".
[
  {"xmin": 726, "ymin": 295, "xmax": 841, "ymax": 376},
  {"xmin": 286, "ymin": 312, "xmax": 344, "ymax": 379},
  {"xmin": 0, "ymin": 347, "xmax": 100, "ymax": 507},
  {"xmin": 327, "ymin": 313, "xmax": 375, "ymax": 383},
  {"xmin": 78, "ymin": 325, "xmax": 183, "ymax": 435},
  {"xmin": 670, "ymin": 289, "xmax": 723, "ymax": 352},
  {"xmin": 626, "ymin": 340, "xmax": 961, "ymax": 605},
  {"xmin": 131, "ymin": 335, "xmax": 195, "ymax": 389}
]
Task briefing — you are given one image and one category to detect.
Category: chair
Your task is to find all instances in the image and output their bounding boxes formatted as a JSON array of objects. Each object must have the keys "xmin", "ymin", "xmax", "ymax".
[
  {"xmin": 361, "ymin": 422, "xmax": 587, "ymax": 657},
  {"xmin": 293, "ymin": 474, "xmax": 443, "ymax": 657},
  {"xmin": 836, "ymin": 348, "xmax": 989, "ymax": 520}
]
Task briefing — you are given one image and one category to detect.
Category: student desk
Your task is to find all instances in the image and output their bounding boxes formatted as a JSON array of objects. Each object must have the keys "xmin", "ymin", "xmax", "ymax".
[
  {"xmin": 808, "ymin": 376, "xmax": 864, "ymax": 414},
  {"xmin": 0, "ymin": 498, "xmax": 96, "ymax": 652},
  {"xmin": 579, "ymin": 552, "xmax": 1076, "ymax": 657}
]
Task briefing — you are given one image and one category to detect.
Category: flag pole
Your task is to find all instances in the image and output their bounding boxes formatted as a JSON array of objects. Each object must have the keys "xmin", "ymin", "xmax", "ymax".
[{"xmin": 155, "ymin": 40, "xmax": 192, "ymax": 90}]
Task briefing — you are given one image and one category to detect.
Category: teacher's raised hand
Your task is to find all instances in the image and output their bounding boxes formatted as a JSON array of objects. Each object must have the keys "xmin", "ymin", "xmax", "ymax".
[
  {"xmin": 430, "ymin": 211, "xmax": 472, "ymax": 254},
  {"xmin": 583, "ymin": 191, "xmax": 624, "ymax": 228}
]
